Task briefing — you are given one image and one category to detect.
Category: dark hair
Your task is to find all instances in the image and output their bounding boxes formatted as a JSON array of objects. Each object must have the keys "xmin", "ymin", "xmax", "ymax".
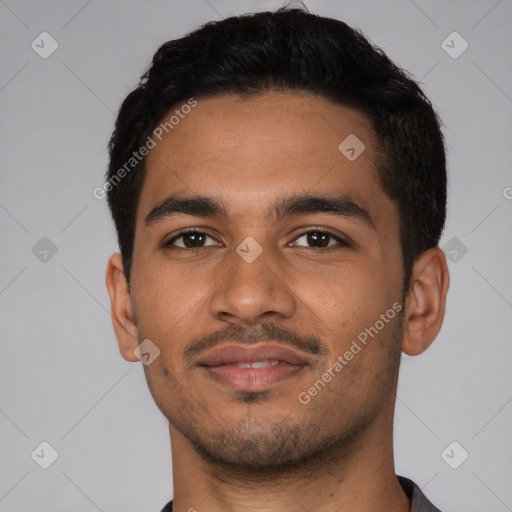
[{"xmin": 106, "ymin": 7, "xmax": 447, "ymax": 292}]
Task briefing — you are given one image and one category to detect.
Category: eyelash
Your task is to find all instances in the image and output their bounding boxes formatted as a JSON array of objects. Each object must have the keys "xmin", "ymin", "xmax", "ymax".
[{"xmin": 164, "ymin": 228, "xmax": 350, "ymax": 252}]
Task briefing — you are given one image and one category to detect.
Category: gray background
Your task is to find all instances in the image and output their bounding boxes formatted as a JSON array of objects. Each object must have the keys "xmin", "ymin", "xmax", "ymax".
[{"xmin": 1, "ymin": 0, "xmax": 511, "ymax": 510}]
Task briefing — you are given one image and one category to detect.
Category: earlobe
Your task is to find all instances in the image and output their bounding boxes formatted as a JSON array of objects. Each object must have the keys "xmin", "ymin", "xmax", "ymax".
[
  {"xmin": 402, "ymin": 247, "xmax": 450, "ymax": 356},
  {"xmin": 105, "ymin": 253, "xmax": 140, "ymax": 362}
]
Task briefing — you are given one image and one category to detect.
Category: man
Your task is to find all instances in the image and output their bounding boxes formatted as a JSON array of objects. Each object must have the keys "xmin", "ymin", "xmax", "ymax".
[{"xmin": 105, "ymin": 7, "xmax": 449, "ymax": 512}]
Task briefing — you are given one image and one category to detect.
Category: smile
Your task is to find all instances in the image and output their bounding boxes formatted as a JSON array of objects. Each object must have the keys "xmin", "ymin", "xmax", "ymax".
[{"xmin": 196, "ymin": 343, "xmax": 310, "ymax": 391}]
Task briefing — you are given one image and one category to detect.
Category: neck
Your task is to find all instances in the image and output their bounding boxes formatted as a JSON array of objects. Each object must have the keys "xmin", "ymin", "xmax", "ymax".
[{"xmin": 169, "ymin": 400, "xmax": 410, "ymax": 512}]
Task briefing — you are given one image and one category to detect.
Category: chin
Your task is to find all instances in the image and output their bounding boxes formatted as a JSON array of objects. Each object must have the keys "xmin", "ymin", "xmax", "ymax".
[{"xmin": 179, "ymin": 414, "xmax": 365, "ymax": 475}]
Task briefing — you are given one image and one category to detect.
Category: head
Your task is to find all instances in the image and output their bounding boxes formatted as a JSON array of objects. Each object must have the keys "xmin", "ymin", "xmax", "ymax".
[{"xmin": 105, "ymin": 8, "xmax": 449, "ymax": 473}]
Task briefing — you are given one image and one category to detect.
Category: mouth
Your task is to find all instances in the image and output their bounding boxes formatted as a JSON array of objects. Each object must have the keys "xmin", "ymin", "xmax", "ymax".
[{"xmin": 196, "ymin": 343, "xmax": 310, "ymax": 391}]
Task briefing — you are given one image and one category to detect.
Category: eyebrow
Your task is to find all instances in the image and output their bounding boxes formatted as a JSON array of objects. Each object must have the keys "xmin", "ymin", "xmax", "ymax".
[{"xmin": 144, "ymin": 193, "xmax": 376, "ymax": 230}]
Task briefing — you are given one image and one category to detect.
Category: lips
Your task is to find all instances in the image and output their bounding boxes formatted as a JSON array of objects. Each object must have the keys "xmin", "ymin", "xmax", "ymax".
[
  {"xmin": 196, "ymin": 343, "xmax": 310, "ymax": 391},
  {"xmin": 197, "ymin": 343, "xmax": 310, "ymax": 367}
]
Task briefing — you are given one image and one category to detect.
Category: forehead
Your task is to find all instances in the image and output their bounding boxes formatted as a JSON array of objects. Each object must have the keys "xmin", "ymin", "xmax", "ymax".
[{"xmin": 139, "ymin": 93, "xmax": 393, "ymax": 228}]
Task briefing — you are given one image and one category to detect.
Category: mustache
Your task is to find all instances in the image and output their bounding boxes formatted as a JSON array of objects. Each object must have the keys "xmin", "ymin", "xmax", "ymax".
[{"xmin": 183, "ymin": 322, "xmax": 326, "ymax": 365}]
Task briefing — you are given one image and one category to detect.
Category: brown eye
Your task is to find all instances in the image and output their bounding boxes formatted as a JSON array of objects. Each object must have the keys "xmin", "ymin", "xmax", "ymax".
[
  {"xmin": 165, "ymin": 230, "xmax": 218, "ymax": 249},
  {"xmin": 292, "ymin": 230, "xmax": 349, "ymax": 250}
]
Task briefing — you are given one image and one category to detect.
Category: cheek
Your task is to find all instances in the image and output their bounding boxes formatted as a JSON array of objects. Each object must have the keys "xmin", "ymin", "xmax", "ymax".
[
  {"xmin": 298, "ymin": 260, "xmax": 399, "ymax": 356},
  {"xmin": 303, "ymin": 260, "xmax": 382, "ymax": 317},
  {"xmin": 130, "ymin": 258, "xmax": 204, "ymax": 349}
]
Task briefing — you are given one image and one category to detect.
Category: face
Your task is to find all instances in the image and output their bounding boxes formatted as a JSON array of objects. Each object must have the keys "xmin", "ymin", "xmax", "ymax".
[{"xmin": 127, "ymin": 92, "xmax": 405, "ymax": 470}]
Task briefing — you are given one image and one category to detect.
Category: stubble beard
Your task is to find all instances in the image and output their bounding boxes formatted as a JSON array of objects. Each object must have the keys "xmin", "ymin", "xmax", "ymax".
[{"xmin": 146, "ymin": 307, "xmax": 405, "ymax": 479}]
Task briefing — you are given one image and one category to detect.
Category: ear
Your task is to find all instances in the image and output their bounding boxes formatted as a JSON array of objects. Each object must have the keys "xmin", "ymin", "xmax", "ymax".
[
  {"xmin": 105, "ymin": 253, "xmax": 139, "ymax": 362},
  {"xmin": 402, "ymin": 247, "xmax": 450, "ymax": 356}
]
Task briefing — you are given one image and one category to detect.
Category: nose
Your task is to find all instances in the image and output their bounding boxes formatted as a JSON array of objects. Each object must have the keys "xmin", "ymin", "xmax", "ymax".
[{"xmin": 209, "ymin": 238, "xmax": 297, "ymax": 325}]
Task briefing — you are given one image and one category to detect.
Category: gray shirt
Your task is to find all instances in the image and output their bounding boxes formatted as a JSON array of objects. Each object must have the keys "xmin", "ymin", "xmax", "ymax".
[
  {"xmin": 398, "ymin": 475, "xmax": 442, "ymax": 511},
  {"xmin": 160, "ymin": 475, "xmax": 442, "ymax": 511}
]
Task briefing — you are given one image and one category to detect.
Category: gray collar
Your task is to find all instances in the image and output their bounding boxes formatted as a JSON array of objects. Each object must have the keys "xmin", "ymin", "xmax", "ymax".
[{"xmin": 398, "ymin": 475, "xmax": 443, "ymax": 512}]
